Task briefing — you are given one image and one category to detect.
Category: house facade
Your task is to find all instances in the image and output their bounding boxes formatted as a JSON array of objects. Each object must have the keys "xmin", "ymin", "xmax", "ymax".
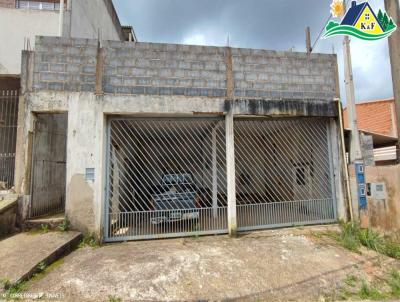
[
  {"xmin": 343, "ymin": 99, "xmax": 398, "ymax": 165},
  {"xmin": 15, "ymin": 36, "xmax": 348, "ymax": 241}
]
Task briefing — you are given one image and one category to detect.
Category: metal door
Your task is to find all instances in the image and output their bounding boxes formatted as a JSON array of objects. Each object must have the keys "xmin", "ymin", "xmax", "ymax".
[{"xmin": 30, "ymin": 113, "xmax": 67, "ymax": 218}]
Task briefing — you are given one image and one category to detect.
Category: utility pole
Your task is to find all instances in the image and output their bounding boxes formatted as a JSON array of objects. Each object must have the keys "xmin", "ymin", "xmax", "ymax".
[
  {"xmin": 343, "ymin": 2, "xmax": 362, "ymax": 162},
  {"xmin": 385, "ymin": 0, "xmax": 400, "ymax": 163}
]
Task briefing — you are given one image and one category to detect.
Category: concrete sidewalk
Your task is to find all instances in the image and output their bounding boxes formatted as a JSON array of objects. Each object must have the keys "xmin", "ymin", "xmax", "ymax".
[
  {"xmin": 25, "ymin": 226, "xmax": 400, "ymax": 301},
  {"xmin": 0, "ymin": 231, "xmax": 81, "ymax": 285}
]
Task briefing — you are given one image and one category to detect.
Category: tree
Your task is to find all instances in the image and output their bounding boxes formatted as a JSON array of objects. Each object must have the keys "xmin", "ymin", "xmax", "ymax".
[
  {"xmin": 382, "ymin": 12, "xmax": 389, "ymax": 31},
  {"xmin": 378, "ymin": 9, "xmax": 384, "ymax": 24},
  {"xmin": 388, "ymin": 18, "xmax": 396, "ymax": 30}
]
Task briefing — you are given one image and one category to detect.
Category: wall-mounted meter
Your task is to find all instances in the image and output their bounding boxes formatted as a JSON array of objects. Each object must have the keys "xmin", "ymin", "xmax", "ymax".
[
  {"xmin": 355, "ymin": 162, "xmax": 367, "ymax": 209},
  {"xmin": 367, "ymin": 182, "xmax": 387, "ymax": 200}
]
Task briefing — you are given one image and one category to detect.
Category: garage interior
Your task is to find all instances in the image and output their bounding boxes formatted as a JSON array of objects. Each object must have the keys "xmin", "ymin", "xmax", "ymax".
[{"xmin": 105, "ymin": 116, "xmax": 337, "ymax": 241}]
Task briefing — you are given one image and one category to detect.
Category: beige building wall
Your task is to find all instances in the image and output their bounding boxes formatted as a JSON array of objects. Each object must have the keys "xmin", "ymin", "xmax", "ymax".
[
  {"xmin": 0, "ymin": 8, "xmax": 59, "ymax": 74},
  {"xmin": 0, "ymin": 0, "xmax": 124, "ymax": 75}
]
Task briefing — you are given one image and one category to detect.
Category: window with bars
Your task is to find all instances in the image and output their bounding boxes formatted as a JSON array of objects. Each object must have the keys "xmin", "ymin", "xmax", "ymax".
[{"xmin": 16, "ymin": 1, "xmax": 61, "ymax": 10}]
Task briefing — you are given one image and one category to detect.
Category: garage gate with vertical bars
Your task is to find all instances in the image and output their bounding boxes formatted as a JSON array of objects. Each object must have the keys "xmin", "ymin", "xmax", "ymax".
[{"xmin": 105, "ymin": 116, "xmax": 336, "ymax": 241}]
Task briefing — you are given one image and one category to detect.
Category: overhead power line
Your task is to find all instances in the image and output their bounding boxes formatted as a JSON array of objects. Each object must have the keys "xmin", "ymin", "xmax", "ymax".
[{"xmin": 311, "ymin": 0, "xmax": 351, "ymax": 52}]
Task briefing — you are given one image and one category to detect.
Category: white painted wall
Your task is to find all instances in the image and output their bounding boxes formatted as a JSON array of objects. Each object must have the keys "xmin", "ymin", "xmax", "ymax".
[
  {"xmin": 0, "ymin": 8, "xmax": 59, "ymax": 75},
  {"xmin": 0, "ymin": 0, "xmax": 122, "ymax": 75},
  {"xmin": 70, "ymin": 0, "xmax": 121, "ymax": 41}
]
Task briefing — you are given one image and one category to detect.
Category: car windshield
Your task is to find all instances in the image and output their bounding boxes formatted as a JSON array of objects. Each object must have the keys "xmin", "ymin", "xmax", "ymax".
[{"xmin": 163, "ymin": 174, "xmax": 192, "ymax": 185}]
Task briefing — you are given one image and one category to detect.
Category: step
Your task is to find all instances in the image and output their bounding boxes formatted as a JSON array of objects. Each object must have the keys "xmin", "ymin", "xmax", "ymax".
[
  {"xmin": 25, "ymin": 213, "xmax": 66, "ymax": 230},
  {"xmin": 0, "ymin": 231, "xmax": 82, "ymax": 287}
]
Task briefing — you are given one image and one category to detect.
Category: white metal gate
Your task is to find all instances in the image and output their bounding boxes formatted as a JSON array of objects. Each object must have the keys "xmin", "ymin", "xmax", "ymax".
[
  {"xmin": 105, "ymin": 116, "xmax": 336, "ymax": 241},
  {"xmin": 105, "ymin": 117, "xmax": 228, "ymax": 241},
  {"xmin": 234, "ymin": 118, "xmax": 336, "ymax": 231}
]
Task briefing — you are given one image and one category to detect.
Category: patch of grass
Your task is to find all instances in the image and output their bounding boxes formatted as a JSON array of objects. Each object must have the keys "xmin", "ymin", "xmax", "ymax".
[
  {"xmin": 388, "ymin": 269, "xmax": 400, "ymax": 298},
  {"xmin": 358, "ymin": 280, "xmax": 385, "ymax": 300},
  {"xmin": 79, "ymin": 233, "xmax": 99, "ymax": 248},
  {"xmin": 382, "ymin": 239, "xmax": 400, "ymax": 259},
  {"xmin": 327, "ymin": 269, "xmax": 400, "ymax": 301},
  {"xmin": 0, "ymin": 278, "xmax": 11, "ymax": 290},
  {"xmin": 41, "ymin": 223, "xmax": 49, "ymax": 234},
  {"xmin": 37, "ymin": 261, "xmax": 47, "ymax": 272},
  {"xmin": 358, "ymin": 228, "xmax": 383, "ymax": 251},
  {"xmin": 29, "ymin": 258, "xmax": 65, "ymax": 284},
  {"xmin": 1, "ymin": 280, "xmax": 27, "ymax": 299},
  {"xmin": 322, "ymin": 222, "xmax": 400, "ymax": 260},
  {"xmin": 57, "ymin": 218, "xmax": 70, "ymax": 232},
  {"xmin": 108, "ymin": 296, "xmax": 122, "ymax": 302},
  {"xmin": 344, "ymin": 274, "xmax": 357, "ymax": 287}
]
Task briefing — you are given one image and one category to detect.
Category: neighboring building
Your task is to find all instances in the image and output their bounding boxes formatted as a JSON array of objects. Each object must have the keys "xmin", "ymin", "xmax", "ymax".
[
  {"xmin": 15, "ymin": 36, "xmax": 348, "ymax": 242},
  {"xmin": 343, "ymin": 98, "xmax": 398, "ymax": 165},
  {"xmin": 0, "ymin": 0, "xmax": 135, "ymax": 77},
  {"xmin": 0, "ymin": 0, "xmax": 136, "ymax": 190}
]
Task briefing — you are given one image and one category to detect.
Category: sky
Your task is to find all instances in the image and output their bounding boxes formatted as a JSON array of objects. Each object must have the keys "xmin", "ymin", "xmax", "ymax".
[{"xmin": 113, "ymin": 0, "xmax": 394, "ymax": 105}]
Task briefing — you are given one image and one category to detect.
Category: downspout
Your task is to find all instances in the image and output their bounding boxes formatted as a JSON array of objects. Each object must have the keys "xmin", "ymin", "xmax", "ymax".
[
  {"xmin": 58, "ymin": 0, "xmax": 64, "ymax": 37},
  {"xmin": 337, "ymin": 98, "xmax": 353, "ymax": 221}
]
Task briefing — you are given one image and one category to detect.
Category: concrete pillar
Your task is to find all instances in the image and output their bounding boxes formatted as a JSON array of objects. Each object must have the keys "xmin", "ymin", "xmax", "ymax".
[
  {"xmin": 225, "ymin": 108, "xmax": 237, "ymax": 236},
  {"xmin": 330, "ymin": 118, "xmax": 347, "ymax": 221}
]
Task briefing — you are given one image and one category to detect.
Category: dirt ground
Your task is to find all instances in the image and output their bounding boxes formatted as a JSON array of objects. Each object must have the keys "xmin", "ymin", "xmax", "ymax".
[{"xmin": 24, "ymin": 226, "xmax": 400, "ymax": 302}]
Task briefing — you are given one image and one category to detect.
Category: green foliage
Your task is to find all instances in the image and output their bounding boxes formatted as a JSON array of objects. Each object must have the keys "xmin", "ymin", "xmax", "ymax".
[
  {"xmin": 338, "ymin": 221, "xmax": 361, "ymax": 252},
  {"xmin": 41, "ymin": 223, "xmax": 49, "ymax": 234},
  {"xmin": 358, "ymin": 280, "xmax": 384, "ymax": 300},
  {"xmin": 57, "ymin": 218, "xmax": 70, "ymax": 232},
  {"xmin": 382, "ymin": 239, "xmax": 400, "ymax": 259},
  {"xmin": 37, "ymin": 261, "xmax": 47, "ymax": 272},
  {"xmin": 388, "ymin": 270, "xmax": 400, "ymax": 298},
  {"xmin": 1, "ymin": 280, "xmax": 27, "ymax": 299},
  {"xmin": 344, "ymin": 274, "xmax": 357, "ymax": 287},
  {"xmin": 79, "ymin": 233, "xmax": 99, "ymax": 248},
  {"xmin": 0, "ymin": 278, "xmax": 11, "ymax": 290},
  {"xmin": 358, "ymin": 228, "xmax": 383, "ymax": 251},
  {"xmin": 328, "ymin": 270, "xmax": 400, "ymax": 301},
  {"xmin": 108, "ymin": 296, "xmax": 122, "ymax": 302},
  {"xmin": 326, "ymin": 21, "xmax": 339, "ymax": 31},
  {"xmin": 330, "ymin": 222, "xmax": 400, "ymax": 260}
]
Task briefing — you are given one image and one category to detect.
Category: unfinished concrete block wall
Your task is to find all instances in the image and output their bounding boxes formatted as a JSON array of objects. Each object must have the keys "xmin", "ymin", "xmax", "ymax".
[
  {"xmin": 231, "ymin": 49, "xmax": 337, "ymax": 99},
  {"xmin": 31, "ymin": 37, "xmax": 338, "ymax": 100},
  {"xmin": 102, "ymin": 42, "xmax": 228, "ymax": 97},
  {"xmin": 33, "ymin": 37, "xmax": 98, "ymax": 92}
]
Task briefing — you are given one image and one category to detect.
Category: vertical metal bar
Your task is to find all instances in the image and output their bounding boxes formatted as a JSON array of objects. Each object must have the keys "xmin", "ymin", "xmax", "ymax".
[
  {"xmin": 104, "ymin": 119, "xmax": 112, "ymax": 240},
  {"xmin": 212, "ymin": 126, "xmax": 218, "ymax": 219}
]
